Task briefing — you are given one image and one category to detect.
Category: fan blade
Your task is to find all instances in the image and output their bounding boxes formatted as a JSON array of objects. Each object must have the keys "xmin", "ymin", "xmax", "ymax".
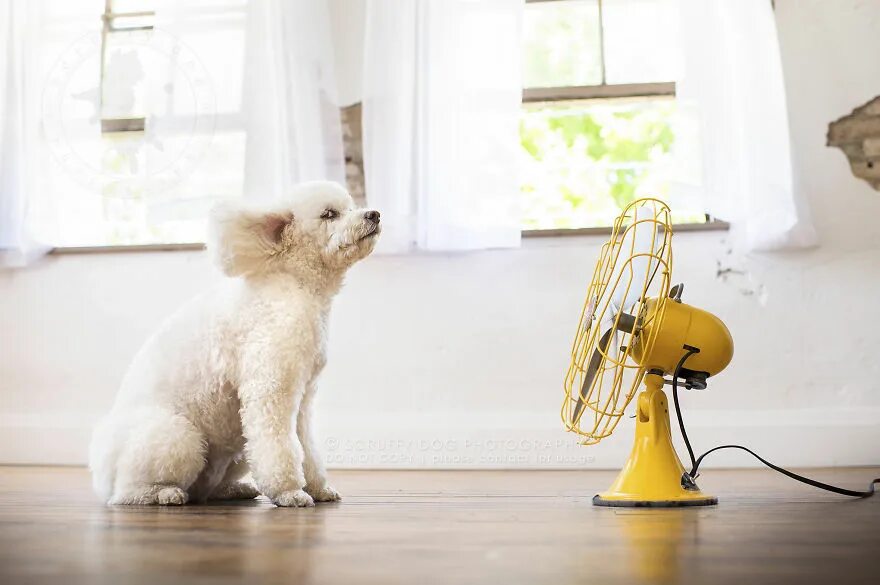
[
  {"xmin": 571, "ymin": 313, "xmax": 637, "ymax": 424},
  {"xmin": 572, "ymin": 327, "xmax": 615, "ymax": 424},
  {"xmin": 614, "ymin": 206, "xmax": 664, "ymax": 314}
]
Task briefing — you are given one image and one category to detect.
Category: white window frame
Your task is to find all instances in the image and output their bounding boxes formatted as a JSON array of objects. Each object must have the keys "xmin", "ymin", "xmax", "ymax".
[
  {"xmin": 50, "ymin": 0, "xmax": 246, "ymax": 253},
  {"xmin": 521, "ymin": 0, "xmax": 727, "ymax": 237}
]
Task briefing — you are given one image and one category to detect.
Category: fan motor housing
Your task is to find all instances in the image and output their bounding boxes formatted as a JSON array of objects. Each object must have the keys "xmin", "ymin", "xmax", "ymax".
[{"xmin": 633, "ymin": 299, "xmax": 734, "ymax": 378}]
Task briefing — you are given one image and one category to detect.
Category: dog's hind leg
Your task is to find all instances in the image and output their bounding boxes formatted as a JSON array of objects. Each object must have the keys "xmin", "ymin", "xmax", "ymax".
[
  {"xmin": 208, "ymin": 457, "xmax": 260, "ymax": 501},
  {"xmin": 109, "ymin": 410, "xmax": 206, "ymax": 505}
]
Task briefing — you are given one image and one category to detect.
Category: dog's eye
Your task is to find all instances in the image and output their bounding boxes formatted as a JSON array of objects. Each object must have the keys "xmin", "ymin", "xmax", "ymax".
[{"xmin": 320, "ymin": 209, "xmax": 339, "ymax": 220}]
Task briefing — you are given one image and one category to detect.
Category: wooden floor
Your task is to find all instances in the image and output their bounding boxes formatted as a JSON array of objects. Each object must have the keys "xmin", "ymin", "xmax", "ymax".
[{"xmin": 0, "ymin": 467, "xmax": 878, "ymax": 585}]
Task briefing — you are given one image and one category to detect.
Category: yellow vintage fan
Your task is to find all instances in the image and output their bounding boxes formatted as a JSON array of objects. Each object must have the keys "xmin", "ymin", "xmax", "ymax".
[
  {"xmin": 562, "ymin": 198, "xmax": 733, "ymax": 507},
  {"xmin": 562, "ymin": 198, "xmax": 879, "ymax": 505}
]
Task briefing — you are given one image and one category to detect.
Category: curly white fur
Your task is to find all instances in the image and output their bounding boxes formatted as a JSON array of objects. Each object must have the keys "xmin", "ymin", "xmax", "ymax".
[{"xmin": 89, "ymin": 181, "xmax": 380, "ymax": 507}]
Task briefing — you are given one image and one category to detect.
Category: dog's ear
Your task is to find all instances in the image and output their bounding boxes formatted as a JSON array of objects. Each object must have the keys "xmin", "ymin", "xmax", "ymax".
[
  {"xmin": 262, "ymin": 211, "xmax": 294, "ymax": 245},
  {"xmin": 208, "ymin": 202, "xmax": 295, "ymax": 277}
]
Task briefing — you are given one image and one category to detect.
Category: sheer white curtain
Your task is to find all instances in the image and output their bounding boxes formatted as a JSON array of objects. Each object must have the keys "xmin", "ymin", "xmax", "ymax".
[
  {"xmin": 678, "ymin": 0, "xmax": 816, "ymax": 251},
  {"xmin": 362, "ymin": 0, "xmax": 523, "ymax": 253},
  {"xmin": 0, "ymin": 0, "xmax": 49, "ymax": 267},
  {"xmin": 243, "ymin": 0, "xmax": 345, "ymax": 201}
]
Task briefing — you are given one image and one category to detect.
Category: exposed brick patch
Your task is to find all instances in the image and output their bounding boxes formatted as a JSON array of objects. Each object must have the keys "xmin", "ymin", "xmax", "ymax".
[
  {"xmin": 827, "ymin": 96, "xmax": 880, "ymax": 190},
  {"xmin": 341, "ymin": 103, "xmax": 366, "ymax": 206}
]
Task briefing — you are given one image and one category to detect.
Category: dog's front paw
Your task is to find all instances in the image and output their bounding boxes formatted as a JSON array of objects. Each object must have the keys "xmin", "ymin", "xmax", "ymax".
[
  {"xmin": 273, "ymin": 489, "xmax": 315, "ymax": 508},
  {"xmin": 157, "ymin": 486, "xmax": 188, "ymax": 505},
  {"xmin": 308, "ymin": 484, "xmax": 342, "ymax": 503}
]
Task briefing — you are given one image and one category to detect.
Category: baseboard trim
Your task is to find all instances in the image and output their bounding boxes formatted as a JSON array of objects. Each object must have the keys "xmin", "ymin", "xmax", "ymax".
[{"xmin": 2, "ymin": 410, "xmax": 878, "ymax": 468}]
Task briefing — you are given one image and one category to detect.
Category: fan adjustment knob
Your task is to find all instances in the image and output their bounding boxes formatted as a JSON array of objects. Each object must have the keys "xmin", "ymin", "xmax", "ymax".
[{"xmin": 669, "ymin": 283, "xmax": 684, "ymax": 302}]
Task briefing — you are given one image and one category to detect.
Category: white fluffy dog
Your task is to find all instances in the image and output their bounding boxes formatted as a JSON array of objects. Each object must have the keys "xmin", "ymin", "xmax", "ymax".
[{"xmin": 89, "ymin": 181, "xmax": 380, "ymax": 507}]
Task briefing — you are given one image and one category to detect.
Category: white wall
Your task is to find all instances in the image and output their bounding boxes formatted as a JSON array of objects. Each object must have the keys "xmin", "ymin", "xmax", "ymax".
[{"xmin": 1, "ymin": 0, "xmax": 879, "ymax": 468}]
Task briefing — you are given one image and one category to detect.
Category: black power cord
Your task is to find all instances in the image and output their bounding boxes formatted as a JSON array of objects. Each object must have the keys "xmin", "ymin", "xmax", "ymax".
[
  {"xmin": 670, "ymin": 349, "xmax": 880, "ymax": 499},
  {"xmin": 670, "ymin": 347, "xmax": 700, "ymax": 472}
]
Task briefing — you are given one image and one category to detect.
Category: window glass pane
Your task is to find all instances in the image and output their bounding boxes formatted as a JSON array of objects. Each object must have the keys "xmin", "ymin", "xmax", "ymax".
[
  {"xmin": 43, "ymin": 130, "xmax": 245, "ymax": 247},
  {"xmin": 102, "ymin": 31, "xmax": 150, "ymax": 120},
  {"xmin": 110, "ymin": 0, "xmax": 154, "ymax": 13},
  {"xmin": 523, "ymin": 0, "xmax": 603, "ymax": 88},
  {"xmin": 36, "ymin": 1, "xmax": 250, "ymax": 247},
  {"xmin": 170, "ymin": 17, "xmax": 247, "ymax": 116},
  {"xmin": 602, "ymin": 0, "xmax": 681, "ymax": 84},
  {"xmin": 519, "ymin": 97, "xmax": 702, "ymax": 229}
]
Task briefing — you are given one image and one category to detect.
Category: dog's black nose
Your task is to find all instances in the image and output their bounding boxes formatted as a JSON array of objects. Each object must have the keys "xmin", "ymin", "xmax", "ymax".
[{"xmin": 365, "ymin": 210, "xmax": 380, "ymax": 223}]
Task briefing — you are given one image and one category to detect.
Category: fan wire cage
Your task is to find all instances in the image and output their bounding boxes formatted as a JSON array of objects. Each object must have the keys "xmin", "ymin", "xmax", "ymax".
[{"xmin": 562, "ymin": 199, "xmax": 674, "ymax": 445}]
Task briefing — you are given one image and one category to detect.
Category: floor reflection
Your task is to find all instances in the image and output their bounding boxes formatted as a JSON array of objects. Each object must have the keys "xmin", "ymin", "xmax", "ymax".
[
  {"xmin": 84, "ymin": 498, "xmax": 328, "ymax": 584},
  {"xmin": 614, "ymin": 509, "xmax": 701, "ymax": 585}
]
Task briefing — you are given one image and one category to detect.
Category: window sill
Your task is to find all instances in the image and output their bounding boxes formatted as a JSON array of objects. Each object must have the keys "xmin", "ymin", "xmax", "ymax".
[
  {"xmin": 48, "ymin": 222, "xmax": 729, "ymax": 254},
  {"xmin": 50, "ymin": 242, "xmax": 206, "ymax": 254},
  {"xmin": 522, "ymin": 221, "xmax": 729, "ymax": 238}
]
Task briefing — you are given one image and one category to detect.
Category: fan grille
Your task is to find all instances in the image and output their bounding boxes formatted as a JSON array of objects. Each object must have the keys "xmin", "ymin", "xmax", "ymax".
[{"xmin": 562, "ymin": 199, "xmax": 674, "ymax": 444}]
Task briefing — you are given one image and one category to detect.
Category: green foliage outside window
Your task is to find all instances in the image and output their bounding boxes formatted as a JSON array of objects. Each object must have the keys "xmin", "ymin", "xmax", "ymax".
[{"xmin": 520, "ymin": 98, "xmax": 702, "ymax": 230}]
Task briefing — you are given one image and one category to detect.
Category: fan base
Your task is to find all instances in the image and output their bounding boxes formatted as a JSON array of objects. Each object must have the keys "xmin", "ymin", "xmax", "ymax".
[
  {"xmin": 591, "ymin": 374, "xmax": 719, "ymax": 508},
  {"xmin": 592, "ymin": 494, "xmax": 718, "ymax": 508}
]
